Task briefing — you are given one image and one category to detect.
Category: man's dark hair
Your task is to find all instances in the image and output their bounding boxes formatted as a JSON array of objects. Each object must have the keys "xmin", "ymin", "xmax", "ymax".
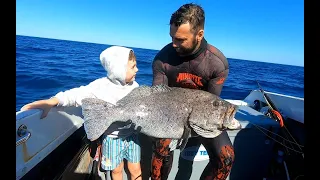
[{"xmin": 170, "ymin": 3, "xmax": 205, "ymax": 33}]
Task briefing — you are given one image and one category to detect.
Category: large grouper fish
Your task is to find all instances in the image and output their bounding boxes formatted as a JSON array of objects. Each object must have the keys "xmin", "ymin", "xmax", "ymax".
[{"xmin": 81, "ymin": 84, "xmax": 241, "ymax": 147}]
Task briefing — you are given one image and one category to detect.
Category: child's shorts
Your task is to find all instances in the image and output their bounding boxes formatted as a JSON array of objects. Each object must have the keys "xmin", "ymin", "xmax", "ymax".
[{"xmin": 100, "ymin": 134, "xmax": 141, "ymax": 171}]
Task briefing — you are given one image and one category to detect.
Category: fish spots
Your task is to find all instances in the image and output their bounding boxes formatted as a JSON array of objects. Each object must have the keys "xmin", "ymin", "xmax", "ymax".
[
  {"xmin": 139, "ymin": 105, "xmax": 146, "ymax": 108},
  {"xmin": 81, "ymin": 85, "xmax": 239, "ymax": 142},
  {"xmin": 136, "ymin": 111, "xmax": 148, "ymax": 117}
]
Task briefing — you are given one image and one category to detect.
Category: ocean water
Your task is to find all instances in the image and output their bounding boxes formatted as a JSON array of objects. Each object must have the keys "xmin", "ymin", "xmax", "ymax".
[{"xmin": 16, "ymin": 35, "xmax": 304, "ymax": 112}]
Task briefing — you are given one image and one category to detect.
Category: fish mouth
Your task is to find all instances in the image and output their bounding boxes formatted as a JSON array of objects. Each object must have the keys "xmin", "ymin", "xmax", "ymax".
[
  {"xmin": 229, "ymin": 105, "xmax": 238, "ymax": 118},
  {"xmin": 188, "ymin": 122, "xmax": 224, "ymax": 138},
  {"xmin": 223, "ymin": 105, "xmax": 241, "ymax": 130}
]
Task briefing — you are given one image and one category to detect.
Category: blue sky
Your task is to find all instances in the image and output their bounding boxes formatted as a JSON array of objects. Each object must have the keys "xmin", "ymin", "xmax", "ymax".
[{"xmin": 16, "ymin": 0, "xmax": 304, "ymax": 67}]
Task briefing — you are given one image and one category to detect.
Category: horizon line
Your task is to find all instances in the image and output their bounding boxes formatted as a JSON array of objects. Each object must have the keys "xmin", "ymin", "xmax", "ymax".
[{"xmin": 16, "ymin": 34, "xmax": 304, "ymax": 68}]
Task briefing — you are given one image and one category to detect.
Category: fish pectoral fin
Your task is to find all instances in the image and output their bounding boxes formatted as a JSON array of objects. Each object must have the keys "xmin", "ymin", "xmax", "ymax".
[{"xmin": 177, "ymin": 125, "xmax": 192, "ymax": 151}]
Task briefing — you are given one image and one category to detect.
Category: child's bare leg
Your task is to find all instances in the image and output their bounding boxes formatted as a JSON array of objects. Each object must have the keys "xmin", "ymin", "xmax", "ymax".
[
  {"xmin": 127, "ymin": 162, "xmax": 142, "ymax": 180},
  {"xmin": 111, "ymin": 161, "xmax": 124, "ymax": 180}
]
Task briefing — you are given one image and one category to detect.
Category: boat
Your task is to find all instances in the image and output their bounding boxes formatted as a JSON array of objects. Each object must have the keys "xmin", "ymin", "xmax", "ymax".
[{"xmin": 16, "ymin": 86, "xmax": 304, "ymax": 180}]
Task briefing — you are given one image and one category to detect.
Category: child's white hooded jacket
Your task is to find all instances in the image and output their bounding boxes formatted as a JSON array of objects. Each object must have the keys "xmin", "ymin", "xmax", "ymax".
[{"xmin": 54, "ymin": 46, "xmax": 139, "ymax": 107}]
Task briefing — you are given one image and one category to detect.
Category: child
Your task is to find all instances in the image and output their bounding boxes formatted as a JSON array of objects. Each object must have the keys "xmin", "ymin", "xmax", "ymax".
[{"xmin": 21, "ymin": 46, "xmax": 142, "ymax": 180}]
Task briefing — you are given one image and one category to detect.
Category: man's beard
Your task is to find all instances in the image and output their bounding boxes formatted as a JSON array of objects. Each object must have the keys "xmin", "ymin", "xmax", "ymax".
[{"xmin": 175, "ymin": 37, "xmax": 199, "ymax": 56}]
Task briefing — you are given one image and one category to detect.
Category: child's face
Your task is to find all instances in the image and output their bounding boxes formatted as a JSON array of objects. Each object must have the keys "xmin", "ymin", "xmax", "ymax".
[{"xmin": 125, "ymin": 54, "xmax": 138, "ymax": 83}]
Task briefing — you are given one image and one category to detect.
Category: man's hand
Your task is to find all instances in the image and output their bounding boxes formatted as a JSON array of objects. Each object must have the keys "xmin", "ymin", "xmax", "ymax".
[{"xmin": 104, "ymin": 120, "xmax": 142, "ymax": 139}]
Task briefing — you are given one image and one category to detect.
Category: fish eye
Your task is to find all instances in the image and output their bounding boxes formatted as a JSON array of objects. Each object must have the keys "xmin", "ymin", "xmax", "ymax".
[{"xmin": 213, "ymin": 101, "xmax": 221, "ymax": 106}]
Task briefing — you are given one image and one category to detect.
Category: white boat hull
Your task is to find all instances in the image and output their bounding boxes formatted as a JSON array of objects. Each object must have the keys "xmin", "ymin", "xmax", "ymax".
[
  {"xmin": 16, "ymin": 106, "xmax": 84, "ymax": 180},
  {"xmin": 242, "ymin": 90, "xmax": 304, "ymax": 124}
]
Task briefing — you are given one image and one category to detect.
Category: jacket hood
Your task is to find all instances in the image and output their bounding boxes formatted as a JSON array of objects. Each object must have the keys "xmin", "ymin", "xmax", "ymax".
[{"xmin": 100, "ymin": 46, "xmax": 133, "ymax": 85}]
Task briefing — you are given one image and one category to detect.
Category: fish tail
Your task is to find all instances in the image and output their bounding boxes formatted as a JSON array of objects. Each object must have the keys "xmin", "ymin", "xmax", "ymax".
[{"xmin": 81, "ymin": 98, "xmax": 116, "ymax": 141}]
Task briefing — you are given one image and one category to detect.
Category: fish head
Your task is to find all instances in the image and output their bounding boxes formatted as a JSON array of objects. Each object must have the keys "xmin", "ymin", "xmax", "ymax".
[
  {"xmin": 208, "ymin": 99, "xmax": 239, "ymax": 130},
  {"xmin": 188, "ymin": 99, "xmax": 239, "ymax": 137}
]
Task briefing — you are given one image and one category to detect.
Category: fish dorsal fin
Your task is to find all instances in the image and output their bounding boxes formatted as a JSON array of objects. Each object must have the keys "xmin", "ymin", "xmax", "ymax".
[
  {"xmin": 117, "ymin": 84, "xmax": 172, "ymax": 105},
  {"xmin": 151, "ymin": 84, "xmax": 172, "ymax": 93},
  {"xmin": 82, "ymin": 98, "xmax": 115, "ymax": 109}
]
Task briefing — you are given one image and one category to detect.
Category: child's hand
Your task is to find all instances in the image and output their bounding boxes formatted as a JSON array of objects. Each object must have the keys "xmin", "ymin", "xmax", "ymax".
[{"xmin": 20, "ymin": 98, "xmax": 59, "ymax": 119}]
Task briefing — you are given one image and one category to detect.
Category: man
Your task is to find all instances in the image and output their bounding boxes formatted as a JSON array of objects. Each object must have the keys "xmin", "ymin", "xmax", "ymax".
[{"xmin": 151, "ymin": 3, "xmax": 235, "ymax": 180}]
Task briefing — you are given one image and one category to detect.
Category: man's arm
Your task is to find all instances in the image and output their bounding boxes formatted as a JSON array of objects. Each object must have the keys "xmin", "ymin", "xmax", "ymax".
[
  {"xmin": 152, "ymin": 59, "xmax": 168, "ymax": 85},
  {"xmin": 207, "ymin": 69, "xmax": 229, "ymax": 96}
]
